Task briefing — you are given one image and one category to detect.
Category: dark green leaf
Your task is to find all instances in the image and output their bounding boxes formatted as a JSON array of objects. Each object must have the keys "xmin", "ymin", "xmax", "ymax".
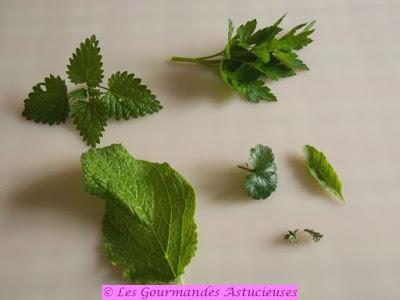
[
  {"xmin": 240, "ymin": 144, "xmax": 278, "ymax": 199},
  {"xmin": 22, "ymin": 75, "xmax": 69, "ymax": 125},
  {"xmin": 67, "ymin": 35, "xmax": 104, "ymax": 87},
  {"xmin": 102, "ymin": 71, "xmax": 162, "ymax": 120},
  {"xmin": 71, "ymin": 97, "xmax": 107, "ymax": 147}
]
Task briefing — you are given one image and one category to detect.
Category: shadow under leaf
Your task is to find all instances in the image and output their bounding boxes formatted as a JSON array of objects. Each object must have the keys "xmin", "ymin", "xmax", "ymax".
[{"xmin": 10, "ymin": 168, "xmax": 123, "ymax": 282}]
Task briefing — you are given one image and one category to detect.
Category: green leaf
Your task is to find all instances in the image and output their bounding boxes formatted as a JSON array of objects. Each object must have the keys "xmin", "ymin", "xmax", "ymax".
[
  {"xmin": 239, "ymin": 144, "xmax": 278, "ymax": 199},
  {"xmin": 304, "ymin": 229, "xmax": 323, "ymax": 242},
  {"xmin": 247, "ymin": 15, "xmax": 285, "ymax": 45},
  {"xmin": 102, "ymin": 71, "xmax": 162, "ymax": 120},
  {"xmin": 68, "ymin": 88, "xmax": 88, "ymax": 101},
  {"xmin": 227, "ymin": 19, "xmax": 234, "ymax": 41},
  {"xmin": 22, "ymin": 75, "xmax": 69, "ymax": 125},
  {"xmin": 273, "ymin": 50, "xmax": 308, "ymax": 70},
  {"xmin": 276, "ymin": 20, "xmax": 316, "ymax": 51},
  {"xmin": 67, "ymin": 35, "xmax": 104, "ymax": 87},
  {"xmin": 253, "ymin": 57, "xmax": 295, "ymax": 80},
  {"xmin": 71, "ymin": 96, "xmax": 107, "ymax": 147},
  {"xmin": 284, "ymin": 229, "xmax": 299, "ymax": 244},
  {"xmin": 303, "ymin": 144, "xmax": 345, "ymax": 203},
  {"xmin": 81, "ymin": 144, "xmax": 198, "ymax": 284},
  {"xmin": 236, "ymin": 19, "xmax": 257, "ymax": 44}
]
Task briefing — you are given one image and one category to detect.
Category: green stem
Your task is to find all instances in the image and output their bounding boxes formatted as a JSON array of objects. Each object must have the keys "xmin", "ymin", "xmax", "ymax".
[
  {"xmin": 237, "ymin": 165, "xmax": 253, "ymax": 172},
  {"xmin": 98, "ymin": 85, "xmax": 110, "ymax": 91},
  {"xmin": 171, "ymin": 50, "xmax": 223, "ymax": 63}
]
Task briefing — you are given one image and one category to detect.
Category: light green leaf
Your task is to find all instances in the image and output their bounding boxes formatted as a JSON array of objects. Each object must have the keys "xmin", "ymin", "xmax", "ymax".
[
  {"xmin": 239, "ymin": 144, "xmax": 278, "ymax": 199},
  {"xmin": 71, "ymin": 97, "xmax": 107, "ymax": 147},
  {"xmin": 22, "ymin": 75, "xmax": 69, "ymax": 125},
  {"xmin": 67, "ymin": 35, "xmax": 104, "ymax": 87},
  {"xmin": 102, "ymin": 71, "xmax": 162, "ymax": 120},
  {"xmin": 303, "ymin": 144, "xmax": 345, "ymax": 203},
  {"xmin": 81, "ymin": 144, "xmax": 198, "ymax": 284}
]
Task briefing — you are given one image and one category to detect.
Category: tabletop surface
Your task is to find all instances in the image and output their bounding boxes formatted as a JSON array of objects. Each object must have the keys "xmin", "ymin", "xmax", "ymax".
[{"xmin": 1, "ymin": 0, "xmax": 399, "ymax": 299}]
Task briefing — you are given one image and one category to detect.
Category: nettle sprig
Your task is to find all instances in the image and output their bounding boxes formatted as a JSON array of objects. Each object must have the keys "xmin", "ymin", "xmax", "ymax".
[
  {"xmin": 171, "ymin": 15, "xmax": 315, "ymax": 102},
  {"xmin": 22, "ymin": 35, "xmax": 162, "ymax": 146}
]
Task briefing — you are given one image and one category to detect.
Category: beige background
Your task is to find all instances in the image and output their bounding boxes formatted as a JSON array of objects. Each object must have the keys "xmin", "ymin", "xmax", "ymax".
[{"xmin": 1, "ymin": 0, "xmax": 399, "ymax": 299}]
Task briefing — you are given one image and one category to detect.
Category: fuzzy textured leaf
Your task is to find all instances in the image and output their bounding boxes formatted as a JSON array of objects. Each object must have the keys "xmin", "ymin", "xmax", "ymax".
[
  {"xmin": 241, "ymin": 144, "xmax": 278, "ymax": 199},
  {"xmin": 303, "ymin": 144, "xmax": 345, "ymax": 203},
  {"xmin": 67, "ymin": 35, "xmax": 104, "ymax": 87},
  {"xmin": 81, "ymin": 144, "xmax": 197, "ymax": 284},
  {"xmin": 71, "ymin": 97, "xmax": 107, "ymax": 147},
  {"xmin": 102, "ymin": 71, "xmax": 162, "ymax": 120},
  {"xmin": 22, "ymin": 75, "xmax": 69, "ymax": 125}
]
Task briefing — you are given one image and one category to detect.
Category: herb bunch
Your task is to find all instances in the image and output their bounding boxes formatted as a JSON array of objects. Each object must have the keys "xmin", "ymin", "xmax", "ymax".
[
  {"xmin": 22, "ymin": 35, "xmax": 162, "ymax": 146},
  {"xmin": 171, "ymin": 16, "xmax": 315, "ymax": 102}
]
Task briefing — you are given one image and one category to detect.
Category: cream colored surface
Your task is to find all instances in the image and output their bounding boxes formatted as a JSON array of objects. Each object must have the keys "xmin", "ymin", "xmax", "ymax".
[{"xmin": 1, "ymin": 0, "xmax": 399, "ymax": 299}]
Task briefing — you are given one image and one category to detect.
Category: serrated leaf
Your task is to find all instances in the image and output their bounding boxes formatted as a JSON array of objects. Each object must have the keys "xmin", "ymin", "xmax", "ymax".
[
  {"xmin": 81, "ymin": 144, "xmax": 198, "ymax": 284},
  {"xmin": 247, "ymin": 15, "xmax": 285, "ymax": 45},
  {"xmin": 277, "ymin": 20, "xmax": 315, "ymax": 51},
  {"xmin": 220, "ymin": 62, "xmax": 276, "ymax": 102},
  {"xmin": 237, "ymin": 19, "xmax": 257, "ymax": 44},
  {"xmin": 71, "ymin": 97, "xmax": 107, "ymax": 147},
  {"xmin": 102, "ymin": 71, "xmax": 162, "ymax": 120},
  {"xmin": 273, "ymin": 50, "xmax": 308, "ymax": 70},
  {"xmin": 67, "ymin": 35, "xmax": 104, "ymax": 87},
  {"xmin": 68, "ymin": 88, "xmax": 88, "ymax": 101},
  {"xmin": 240, "ymin": 145, "xmax": 278, "ymax": 199},
  {"xmin": 303, "ymin": 144, "xmax": 345, "ymax": 203},
  {"xmin": 22, "ymin": 75, "xmax": 69, "ymax": 125},
  {"xmin": 253, "ymin": 57, "xmax": 296, "ymax": 80}
]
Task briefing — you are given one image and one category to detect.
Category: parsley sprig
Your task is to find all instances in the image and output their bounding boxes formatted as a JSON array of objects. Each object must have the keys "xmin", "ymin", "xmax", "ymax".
[
  {"xmin": 171, "ymin": 16, "xmax": 315, "ymax": 102},
  {"xmin": 22, "ymin": 35, "xmax": 162, "ymax": 146}
]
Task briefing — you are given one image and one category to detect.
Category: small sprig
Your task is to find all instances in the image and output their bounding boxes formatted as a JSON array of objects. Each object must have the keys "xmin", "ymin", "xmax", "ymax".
[
  {"xmin": 284, "ymin": 229, "xmax": 299, "ymax": 244},
  {"xmin": 304, "ymin": 229, "xmax": 324, "ymax": 242},
  {"xmin": 171, "ymin": 16, "xmax": 315, "ymax": 102},
  {"xmin": 22, "ymin": 35, "xmax": 162, "ymax": 147}
]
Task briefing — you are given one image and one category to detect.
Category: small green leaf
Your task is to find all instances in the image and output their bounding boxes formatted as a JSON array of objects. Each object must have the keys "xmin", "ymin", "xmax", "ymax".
[
  {"xmin": 304, "ymin": 229, "xmax": 323, "ymax": 242},
  {"xmin": 303, "ymin": 144, "xmax": 345, "ymax": 203},
  {"xmin": 71, "ymin": 96, "xmax": 107, "ymax": 147},
  {"xmin": 22, "ymin": 75, "xmax": 69, "ymax": 125},
  {"xmin": 284, "ymin": 229, "xmax": 299, "ymax": 244},
  {"xmin": 67, "ymin": 35, "xmax": 104, "ymax": 87},
  {"xmin": 102, "ymin": 71, "xmax": 162, "ymax": 120},
  {"xmin": 239, "ymin": 144, "xmax": 278, "ymax": 199},
  {"xmin": 81, "ymin": 144, "xmax": 198, "ymax": 284}
]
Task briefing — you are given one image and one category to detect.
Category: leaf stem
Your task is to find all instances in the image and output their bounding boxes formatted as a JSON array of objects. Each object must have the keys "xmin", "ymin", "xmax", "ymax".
[
  {"xmin": 237, "ymin": 165, "xmax": 253, "ymax": 172},
  {"xmin": 98, "ymin": 85, "xmax": 110, "ymax": 91}
]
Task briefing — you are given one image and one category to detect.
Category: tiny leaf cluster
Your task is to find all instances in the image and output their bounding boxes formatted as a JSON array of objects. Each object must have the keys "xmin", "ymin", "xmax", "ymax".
[
  {"xmin": 22, "ymin": 35, "xmax": 162, "ymax": 146},
  {"xmin": 171, "ymin": 16, "xmax": 315, "ymax": 102},
  {"xmin": 285, "ymin": 228, "xmax": 324, "ymax": 244}
]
